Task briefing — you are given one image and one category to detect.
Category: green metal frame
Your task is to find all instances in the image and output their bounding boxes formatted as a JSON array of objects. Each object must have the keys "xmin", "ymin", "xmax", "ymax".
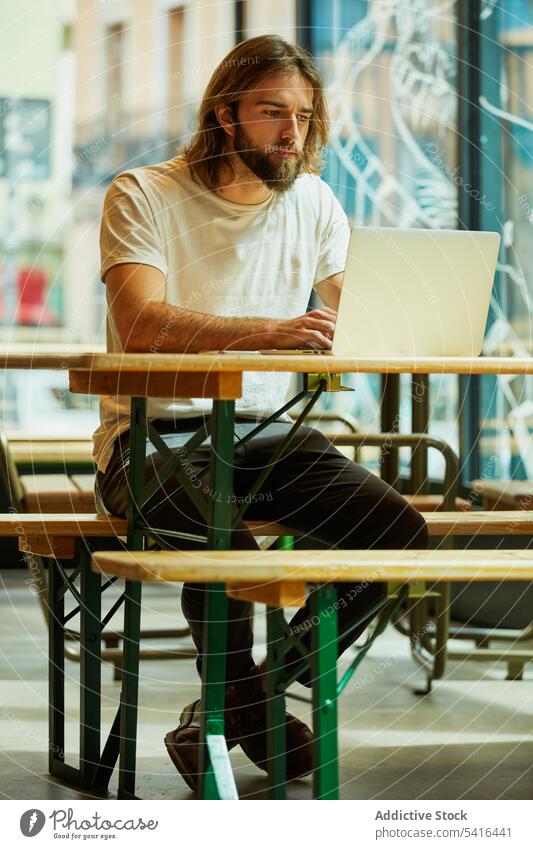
[
  {"xmin": 46, "ymin": 376, "xmax": 433, "ymax": 801},
  {"xmin": 198, "ymin": 399, "xmax": 238, "ymax": 800},
  {"xmin": 99, "ymin": 380, "xmax": 329, "ymax": 799},
  {"xmin": 457, "ymin": 0, "xmax": 503, "ymax": 485},
  {"xmin": 330, "ymin": 431, "xmax": 460, "ymax": 694},
  {"xmin": 262, "ymin": 585, "xmax": 408, "ymax": 799},
  {"xmin": 48, "ymin": 541, "xmax": 123, "ymax": 791}
]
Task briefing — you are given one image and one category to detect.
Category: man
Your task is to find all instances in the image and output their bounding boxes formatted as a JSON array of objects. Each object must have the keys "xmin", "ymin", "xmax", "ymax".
[{"xmin": 95, "ymin": 34, "xmax": 428, "ymax": 791}]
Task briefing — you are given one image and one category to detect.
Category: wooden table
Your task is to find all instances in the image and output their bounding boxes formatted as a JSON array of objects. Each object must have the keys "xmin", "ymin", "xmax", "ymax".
[{"xmin": 2, "ymin": 351, "xmax": 532, "ymax": 799}]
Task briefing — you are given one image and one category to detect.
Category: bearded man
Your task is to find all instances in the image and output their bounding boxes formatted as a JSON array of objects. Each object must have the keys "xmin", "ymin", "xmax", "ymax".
[{"xmin": 95, "ymin": 33, "xmax": 428, "ymax": 791}]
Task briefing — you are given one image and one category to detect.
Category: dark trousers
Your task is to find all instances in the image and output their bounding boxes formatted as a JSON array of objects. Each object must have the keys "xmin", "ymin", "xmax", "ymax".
[{"xmin": 97, "ymin": 418, "xmax": 429, "ymax": 686}]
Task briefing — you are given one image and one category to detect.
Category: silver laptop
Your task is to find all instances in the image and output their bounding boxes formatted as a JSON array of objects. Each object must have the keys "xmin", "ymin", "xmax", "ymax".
[
  {"xmin": 331, "ymin": 226, "xmax": 500, "ymax": 358},
  {"xmin": 214, "ymin": 227, "xmax": 500, "ymax": 358}
]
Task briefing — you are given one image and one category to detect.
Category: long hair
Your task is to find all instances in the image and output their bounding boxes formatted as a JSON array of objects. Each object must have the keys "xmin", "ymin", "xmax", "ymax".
[{"xmin": 181, "ymin": 34, "xmax": 329, "ymax": 190}]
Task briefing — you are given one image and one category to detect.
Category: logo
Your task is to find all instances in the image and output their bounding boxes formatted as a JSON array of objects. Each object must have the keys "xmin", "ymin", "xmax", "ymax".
[{"xmin": 20, "ymin": 809, "xmax": 46, "ymax": 837}]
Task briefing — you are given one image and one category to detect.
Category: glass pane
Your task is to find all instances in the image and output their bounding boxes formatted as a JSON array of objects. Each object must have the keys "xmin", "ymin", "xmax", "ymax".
[
  {"xmin": 477, "ymin": 1, "xmax": 533, "ymax": 481},
  {"xmin": 311, "ymin": 0, "xmax": 458, "ymax": 480}
]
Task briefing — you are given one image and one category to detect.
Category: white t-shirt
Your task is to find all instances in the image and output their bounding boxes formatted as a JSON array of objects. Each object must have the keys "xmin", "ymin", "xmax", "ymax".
[{"xmin": 93, "ymin": 156, "xmax": 350, "ymax": 472}]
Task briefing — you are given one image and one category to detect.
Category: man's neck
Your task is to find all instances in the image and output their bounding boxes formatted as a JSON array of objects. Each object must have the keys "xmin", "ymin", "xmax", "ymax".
[{"xmin": 215, "ymin": 156, "xmax": 272, "ymax": 205}]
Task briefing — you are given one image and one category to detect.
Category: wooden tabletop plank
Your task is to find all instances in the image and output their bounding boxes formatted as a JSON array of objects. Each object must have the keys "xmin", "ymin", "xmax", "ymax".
[
  {"xmin": 424, "ymin": 510, "xmax": 533, "ymax": 535},
  {"xmin": 92, "ymin": 548, "xmax": 533, "ymax": 583},
  {"xmin": 0, "ymin": 349, "xmax": 532, "ymax": 375},
  {"xmin": 472, "ymin": 480, "xmax": 533, "ymax": 499},
  {"xmin": 74, "ymin": 353, "xmax": 533, "ymax": 375},
  {"xmin": 70, "ymin": 474, "xmax": 98, "ymax": 494},
  {"xmin": 10, "ymin": 441, "xmax": 94, "ymax": 465},
  {"xmin": 0, "ymin": 344, "xmax": 103, "ymax": 370},
  {"xmin": 19, "ymin": 475, "xmax": 79, "ymax": 496},
  {"xmin": 0, "ymin": 510, "xmax": 531, "ymax": 539},
  {"xmin": 0, "ymin": 513, "xmax": 127, "ymax": 536}
]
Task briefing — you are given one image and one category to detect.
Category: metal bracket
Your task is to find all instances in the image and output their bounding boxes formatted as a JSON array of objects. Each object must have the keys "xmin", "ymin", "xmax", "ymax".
[
  {"xmin": 304, "ymin": 373, "xmax": 353, "ymax": 393},
  {"xmin": 387, "ymin": 580, "xmax": 439, "ymax": 599}
]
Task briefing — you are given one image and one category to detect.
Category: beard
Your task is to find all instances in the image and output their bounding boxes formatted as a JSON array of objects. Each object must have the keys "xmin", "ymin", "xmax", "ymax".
[{"xmin": 232, "ymin": 123, "xmax": 304, "ymax": 193}]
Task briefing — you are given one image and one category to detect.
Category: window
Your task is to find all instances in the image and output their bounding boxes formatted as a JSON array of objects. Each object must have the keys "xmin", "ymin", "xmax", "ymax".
[{"xmin": 309, "ymin": 0, "xmax": 459, "ymax": 483}]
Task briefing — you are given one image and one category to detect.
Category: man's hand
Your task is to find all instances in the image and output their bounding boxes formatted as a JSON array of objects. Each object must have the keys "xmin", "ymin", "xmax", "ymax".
[{"xmin": 268, "ymin": 307, "xmax": 337, "ymax": 349}]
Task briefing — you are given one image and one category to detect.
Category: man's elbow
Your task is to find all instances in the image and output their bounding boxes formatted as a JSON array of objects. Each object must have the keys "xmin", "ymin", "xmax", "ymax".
[
  {"xmin": 121, "ymin": 338, "xmax": 151, "ymax": 354},
  {"xmin": 115, "ymin": 305, "xmax": 160, "ymax": 353}
]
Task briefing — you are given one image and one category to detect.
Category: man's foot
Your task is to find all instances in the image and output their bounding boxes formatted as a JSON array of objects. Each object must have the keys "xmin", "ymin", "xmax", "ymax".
[
  {"xmin": 231, "ymin": 667, "xmax": 313, "ymax": 780},
  {"xmin": 165, "ymin": 671, "xmax": 313, "ymax": 790},
  {"xmin": 164, "ymin": 696, "xmax": 242, "ymax": 791}
]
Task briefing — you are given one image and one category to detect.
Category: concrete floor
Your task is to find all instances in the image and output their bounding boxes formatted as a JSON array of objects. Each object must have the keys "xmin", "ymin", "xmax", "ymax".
[{"xmin": 1, "ymin": 570, "xmax": 532, "ymax": 800}]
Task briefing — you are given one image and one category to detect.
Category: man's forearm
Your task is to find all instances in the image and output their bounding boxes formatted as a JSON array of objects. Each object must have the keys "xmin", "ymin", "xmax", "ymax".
[{"xmin": 124, "ymin": 301, "xmax": 277, "ymax": 353}]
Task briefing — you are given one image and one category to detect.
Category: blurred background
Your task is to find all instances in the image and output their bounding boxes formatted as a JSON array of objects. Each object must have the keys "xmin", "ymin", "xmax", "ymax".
[{"xmin": 0, "ymin": 0, "xmax": 532, "ymax": 492}]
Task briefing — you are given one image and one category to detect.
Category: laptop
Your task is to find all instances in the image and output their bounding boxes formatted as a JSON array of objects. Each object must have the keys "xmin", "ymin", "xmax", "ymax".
[
  {"xmin": 330, "ymin": 226, "xmax": 500, "ymax": 358},
  {"xmin": 211, "ymin": 227, "xmax": 500, "ymax": 358}
]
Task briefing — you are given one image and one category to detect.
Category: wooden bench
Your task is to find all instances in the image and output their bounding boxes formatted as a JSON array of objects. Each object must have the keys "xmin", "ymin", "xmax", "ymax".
[
  {"xmin": 90, "ymin": 546, "xmax": 533, "ymax": 801},
  {"xmin": 6, "ymin": 511, "xmax": 533, "ymax": 800},
  {"xmin": 472, "ymin": 479, "xmax": 533, "ymax": 510},
  {"xmin": 0, "ymin": 512, "xmax": 126, "ymax": 558},
  {"xmin": 8, "ymin": 426, "xmax": 471, "ymax": 520},
  {"xmin": 10, "ymin": 439, "xmax": 94, "ymax": 467},
  {"xmin": 3, "ymin": 510, "xmax": 532, "ymax": 558},
  {"xmin": 13, "ymin": 509, "xmax": 528, "ymax": 800},
  {"xmin": 19, "ymin": 473, "xmax": 97, "ymax": 513},
  {"xmin": 18, "ymin": 469, "xmax": 472, "ymax": 517},
  {"xmin": 92, "ymin": 546, "xmax": 533, "ymax": 597}
]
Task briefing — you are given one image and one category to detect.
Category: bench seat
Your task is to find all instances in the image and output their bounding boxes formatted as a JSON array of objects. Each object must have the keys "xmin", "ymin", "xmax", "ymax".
[
  {"xmin": 10, "ymin": 439, "xmax": 94, "ymax": 466},
  {"xmin": 1, "ymin": 510, "xmax": 532, "ymax": 556},
  {"xmin": 20, "ymin": 474, "xmax": 96, "ymax": 512},
  {"xmin": 472, "ymin": 479, "xmax": 533, "ymax": 510},
  {"xmin": 93, "ymin": 547, "xmax": 533, "ymax": 585},
  {"xmin": 91, "ymin": 547, "xmax": 533, "ymax": 608},
  {"xmin": 17, "ymin": 471, "xmax": 472, "ymax": 518}
]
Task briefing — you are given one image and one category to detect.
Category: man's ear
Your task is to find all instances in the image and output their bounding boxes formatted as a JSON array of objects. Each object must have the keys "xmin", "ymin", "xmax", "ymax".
[{"xmin": 214, "ymin": 103, "xmax": 236, "ymax": 139}]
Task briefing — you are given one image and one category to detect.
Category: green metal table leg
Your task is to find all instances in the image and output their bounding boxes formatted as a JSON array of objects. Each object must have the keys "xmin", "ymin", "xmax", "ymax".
[
  {"xmin": 199, "ymin": 583, "xmax": 236, "ymax": 799},
  {"xmin": 266, "ymin": 606, "xmax": 287, "ymax": 799},
  {"xmin": 432, "ymin": 583, "xmax": 450, "ymax": 680},
  {"xmin": 49, "ymin": 556, "xmax": 65, "ymax": 775},
  {"xmin": 118, "ymin": 396, "xmax": 147, "ymax": 799},
  {"xmin": 380, "ymin": 373, "xmax": 400, "ymax": 485},
  {"xmin": 411, "ymin": 374, "xmax": 429, "ymax": 492},
  {"xmin": 198, "ymin": 399, "xmax": 238, "ymax": 800},
  {"xmin": 310, "ymin": 585, "xmax": 339, "ymax": 800},
  {"xmin": 79, "ymin": 547, "xmax": 102, "ymax": 786},
  {"xmin": 118, "ymin": 579, "xmax": 142, "ymax": 798}
]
